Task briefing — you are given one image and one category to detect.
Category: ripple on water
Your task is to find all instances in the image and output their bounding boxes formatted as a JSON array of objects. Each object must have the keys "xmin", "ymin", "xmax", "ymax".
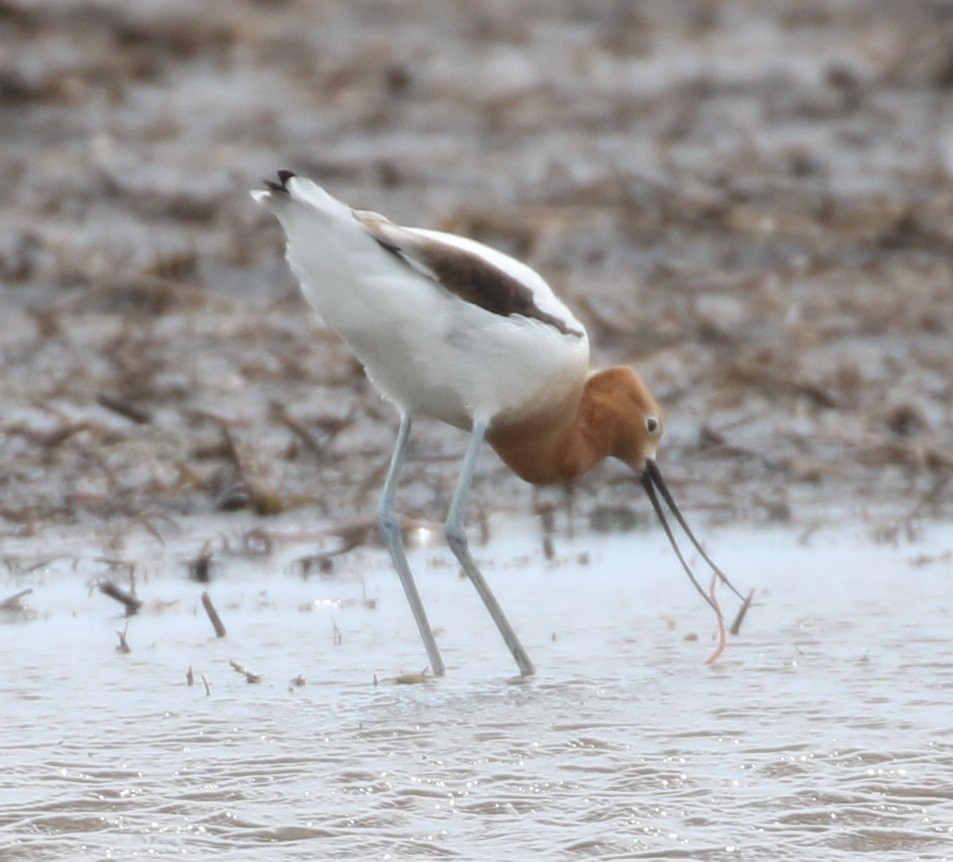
[{"xmin": 2, "ymin": 523, "xmax": 953, "ymax": 860}]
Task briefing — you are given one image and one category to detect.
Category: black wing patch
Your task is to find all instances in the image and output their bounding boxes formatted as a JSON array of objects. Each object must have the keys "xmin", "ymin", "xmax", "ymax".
[{"xmin": 355, "ymin": 211, "xmax": 583, "ymax": 339}]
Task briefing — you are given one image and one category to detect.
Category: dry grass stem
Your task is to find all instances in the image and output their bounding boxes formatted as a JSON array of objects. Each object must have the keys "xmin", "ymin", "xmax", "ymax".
[
  {"xmin": 229, "ymin": 659, "xmax": 261, "ymax": 683},
  {"xmin": 200, "ymin": 591, "xmax": 227, "ymax": 638},
  {"xmin": 0, "ymin": 588, "xmax": 33, "ymax": 611},
  {"xmin": 115, "ymin": 621, "xmax": 131, "ymax": 653},
  {"xmin": 98, "ymin": 579, "xmax": 142, "ymax": 616}
]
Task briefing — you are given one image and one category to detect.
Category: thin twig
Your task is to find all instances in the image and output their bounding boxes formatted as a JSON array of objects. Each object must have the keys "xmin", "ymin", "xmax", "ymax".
[
  {"xmin": 229, "ymin": 659, "xmax": 260, "ymax": 683},
  {"xmin": 96, "ymin": 393, "xmax": 152, "ymax": 425},
  {"xmin": 98, "ymin": 579, "xmax": 142, "ymax": 616},
  {"xmin": 189, "ymin": 541, "xmax": 213, "ymax": 582},
  {"xmin": 115, "ymin": 621, "xmax": 131, "ymax": 653},
  {"xmin": 201, "ymin": 591, "xmax": 226, "ymax": 637},
  {"xmin": 0, "ymin": 588, "xmax": 32, "ymax": 610}
]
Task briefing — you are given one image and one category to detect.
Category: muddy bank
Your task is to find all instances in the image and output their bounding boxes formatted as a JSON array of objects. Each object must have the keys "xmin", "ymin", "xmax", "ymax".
[{"xmin": 1, "ymin": 0, "xmax": 952, "ymax": 538}]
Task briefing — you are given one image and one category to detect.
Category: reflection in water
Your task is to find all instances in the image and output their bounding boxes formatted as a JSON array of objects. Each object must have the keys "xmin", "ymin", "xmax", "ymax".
[{"xmin": 1, "ymin": 520, "xmax": 952, "ymax": 860}]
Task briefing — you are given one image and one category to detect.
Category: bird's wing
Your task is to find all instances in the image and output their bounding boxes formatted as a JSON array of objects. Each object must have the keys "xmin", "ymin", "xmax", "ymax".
[{"xmin": 353, "ymin": 209, "xmax": 584, "ymax": 339}]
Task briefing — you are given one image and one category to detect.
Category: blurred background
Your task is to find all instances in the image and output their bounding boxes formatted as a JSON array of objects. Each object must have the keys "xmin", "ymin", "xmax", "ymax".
[{"xmin": 2, "ymin": 0, "xmax": 952, "ymax": 534}]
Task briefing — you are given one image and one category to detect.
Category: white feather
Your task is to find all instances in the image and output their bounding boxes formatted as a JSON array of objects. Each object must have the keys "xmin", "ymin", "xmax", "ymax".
[{"xmin": 253, "ymin": 178, "xmax": 590, "ymax": 429}]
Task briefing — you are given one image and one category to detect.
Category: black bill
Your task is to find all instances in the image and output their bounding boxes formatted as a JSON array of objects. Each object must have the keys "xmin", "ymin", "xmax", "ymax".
[{"xmin": 641, "ymin": 459, "xmax": 752, "ymax": 634}]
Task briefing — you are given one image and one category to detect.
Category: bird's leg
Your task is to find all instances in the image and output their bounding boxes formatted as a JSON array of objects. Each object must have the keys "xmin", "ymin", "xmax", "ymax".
[
  {"xmin": 445, "ymin": 420, "xmax": 536, "ymax": 678},
  {"xmin": 377, "ymin": 413, "xmax": 445, "ymax": 677}
]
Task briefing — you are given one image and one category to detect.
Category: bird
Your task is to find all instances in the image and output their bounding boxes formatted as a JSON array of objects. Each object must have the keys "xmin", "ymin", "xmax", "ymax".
[{"xmin": 252, "ymin": 170, "xmax": 749, "ymax": 677}]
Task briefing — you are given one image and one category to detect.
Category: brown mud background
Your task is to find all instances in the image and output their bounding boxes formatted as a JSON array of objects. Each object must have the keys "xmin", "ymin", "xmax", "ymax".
[{"xmin": 2, "ymin": 0, "xmax": 952, "ymax": 541}]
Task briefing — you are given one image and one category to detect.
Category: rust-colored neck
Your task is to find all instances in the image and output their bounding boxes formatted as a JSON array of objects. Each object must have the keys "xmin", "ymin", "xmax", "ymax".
[{"xmin": 487, "ymin": 367, "xmax": 648, "ymax": 486}]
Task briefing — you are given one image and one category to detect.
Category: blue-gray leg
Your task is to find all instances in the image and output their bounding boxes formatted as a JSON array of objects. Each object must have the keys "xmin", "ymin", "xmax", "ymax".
[
  {"xmin": 377, "ymin": 413, "xmax": 446, "ymax": 677},
  {"xmin": 445, "ymin": 420, "xmax": 536, "ymax": 677}
]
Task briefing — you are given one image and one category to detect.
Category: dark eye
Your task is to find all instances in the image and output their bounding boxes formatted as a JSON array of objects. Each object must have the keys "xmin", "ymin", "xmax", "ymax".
[{"xmin": 645, "ymin": 416, "xmax": 660, "ymax": 435}]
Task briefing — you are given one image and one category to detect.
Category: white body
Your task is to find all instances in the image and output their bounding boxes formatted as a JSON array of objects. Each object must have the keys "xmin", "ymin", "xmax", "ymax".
[{"xmin": 253, "ymin": 178, "xmax": 590, "ymax": 430}]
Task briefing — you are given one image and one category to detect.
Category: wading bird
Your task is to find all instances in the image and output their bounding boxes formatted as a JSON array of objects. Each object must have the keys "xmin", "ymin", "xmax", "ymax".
[{"xmin": 253, "ymin": 171, "xmax": 749, "ymax": 677}]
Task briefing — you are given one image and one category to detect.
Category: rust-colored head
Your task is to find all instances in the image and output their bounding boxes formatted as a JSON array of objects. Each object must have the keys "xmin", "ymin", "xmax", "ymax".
[{"xmin": 582, "ymin": 366, "xmax": 664, "ymax": 472}]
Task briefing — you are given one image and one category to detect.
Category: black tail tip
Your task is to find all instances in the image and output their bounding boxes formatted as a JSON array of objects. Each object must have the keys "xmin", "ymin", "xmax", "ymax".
[{"xmin": 263, "ymin": 169, "xmax": 297, "ymax": 193}]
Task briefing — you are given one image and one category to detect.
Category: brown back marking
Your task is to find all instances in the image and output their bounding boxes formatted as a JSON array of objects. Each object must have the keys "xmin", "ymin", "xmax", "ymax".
[{"xmin": 359, "ymin": 213, "xmax": 584, "ymax": 339}]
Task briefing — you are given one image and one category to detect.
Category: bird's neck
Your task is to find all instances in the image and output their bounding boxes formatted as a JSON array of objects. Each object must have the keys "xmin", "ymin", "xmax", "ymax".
[{"xmin": 487, "ymin": 376, "xmax": 620, "ymax": 486}]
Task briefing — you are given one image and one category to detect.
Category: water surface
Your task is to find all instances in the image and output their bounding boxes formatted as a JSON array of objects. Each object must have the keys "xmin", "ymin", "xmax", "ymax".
[{"xmin": 1, "ymin": 519, "xmax": 951, "ymax": 860}]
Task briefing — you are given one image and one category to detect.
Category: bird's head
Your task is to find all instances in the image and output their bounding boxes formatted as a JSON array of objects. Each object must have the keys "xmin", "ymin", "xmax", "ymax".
[{"xmin": 583, "ymin": 366, "xmax": 664, "ymax": 472}]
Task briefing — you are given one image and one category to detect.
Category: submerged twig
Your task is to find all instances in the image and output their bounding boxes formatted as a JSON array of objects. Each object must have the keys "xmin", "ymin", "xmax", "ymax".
[
  {"xmin": 0, "ymin": 588, "xmax": 32, "ymax": 610},
  {"xmin": 201, "ymin": 591, "xmax": 227, "ymax": 637},
  {"xmin": 291, "ymin": 515, "xmax": 435, "ymax": 576},
  {"xmin": 188, "ymin": 541, "xmax": 213, "ymax": 582},
  {"xmin": 294, "ymin": 517, "xmax": 376, "ymax": 574},
  {"xmin": 98, "ymin": 579, "xmax": 142, "ymax": 616},
  {"xmin": 115, "ymin": 621, "xmax": 131, "ymax": 653},
  {"xmin": 229, "ymin": 659, "xmax": 260, "ymax": 683},
  {"xmin": 394, "ymin": 668, "xmax": 433, "ymax": 685},
  {"xmin": 96, "ymin": 392, "xmax": 152, "ymax": 425}
]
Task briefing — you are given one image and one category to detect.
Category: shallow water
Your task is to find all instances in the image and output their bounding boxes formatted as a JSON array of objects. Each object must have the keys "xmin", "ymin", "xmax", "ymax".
[{"xmin": 2, "ymin": 518, "xmax": 952, "ymax": 860}]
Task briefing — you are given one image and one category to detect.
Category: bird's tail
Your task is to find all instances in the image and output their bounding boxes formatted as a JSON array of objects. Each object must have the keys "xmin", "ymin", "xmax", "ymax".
[{"xmin": 250, "ymin": 170, "xmax": 352, "ymax": 222}]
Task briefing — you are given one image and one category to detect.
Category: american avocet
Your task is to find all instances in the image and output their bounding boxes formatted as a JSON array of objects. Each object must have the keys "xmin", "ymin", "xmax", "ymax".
[{"xmin": 252, "ymin": 171, "xmax": 748, "ymax": 677}]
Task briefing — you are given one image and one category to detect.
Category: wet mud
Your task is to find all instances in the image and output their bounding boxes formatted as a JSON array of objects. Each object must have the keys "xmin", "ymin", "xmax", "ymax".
[{"xmin": 1, "ymin": 0, "xmax": 952, "ymax": 538}]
